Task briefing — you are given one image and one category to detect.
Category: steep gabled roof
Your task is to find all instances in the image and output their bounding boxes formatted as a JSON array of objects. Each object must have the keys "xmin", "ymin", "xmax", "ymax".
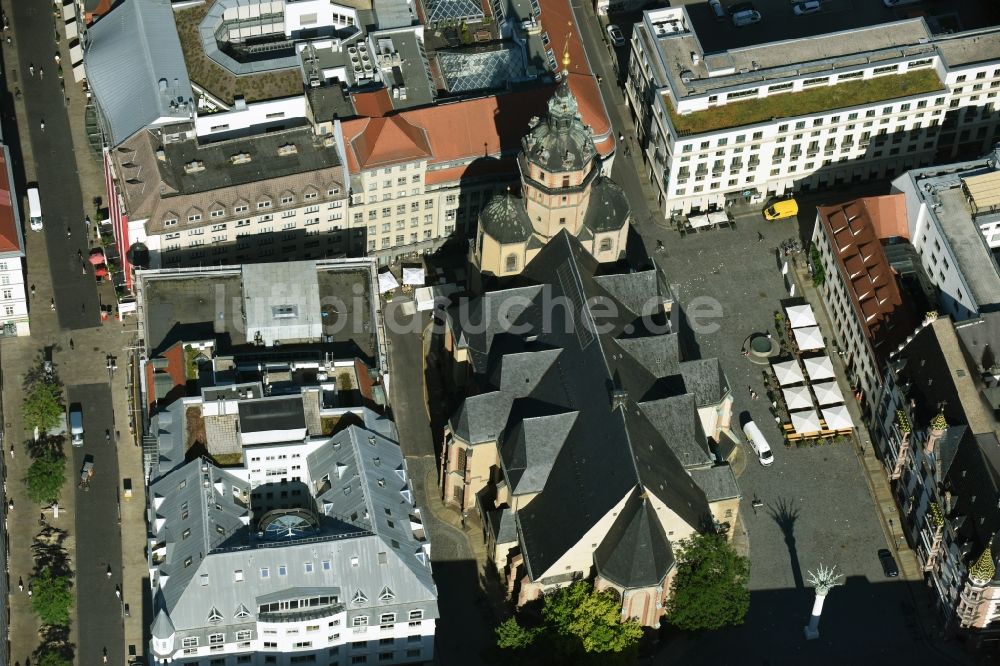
[
  {"xmin": 594, "ymin": 489, "xmax": 674, "ymax": 589},
  {"xmin": 453, "ymin": 231, "xmax": 721, "ymax": 581}
]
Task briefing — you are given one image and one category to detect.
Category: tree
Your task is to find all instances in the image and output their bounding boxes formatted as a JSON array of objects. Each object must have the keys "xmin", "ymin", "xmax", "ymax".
[
  {"xmin": 495, "ymin": 616, "xmax": 538, "ymax": 649},
  {"xmin": 810, "ymin": 244, "xmax": 826, "ymax": 287},
  {"xmin": 22, "ymin": 361, "xmax": 64, "ymax": 433},
  {"xmin": 542, "ymin": 581, "xmax": 643, "ymax": 654},
  {"xmin": 25, "ymin": 449, "xmax": 66, "ymax": 505},
  {"xmin": 665, "ymin": 532, "xmax": 750, "ymax": 632},
  {"xmin": 495, "ymin": 581, "xmax": 642, "ymax": 664},
  {"xmin": 31, "ymin": 566, "xmax": 73, "ymax": 626}
]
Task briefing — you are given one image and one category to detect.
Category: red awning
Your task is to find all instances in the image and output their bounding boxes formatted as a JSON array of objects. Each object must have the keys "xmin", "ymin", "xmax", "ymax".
[
  {"xmin": 94, "ymin": 264, "xmax": 109, "ymax": 277},
  {"xmin": 88, "ymin": 250, "xmax": 105, "ymax": 265}
]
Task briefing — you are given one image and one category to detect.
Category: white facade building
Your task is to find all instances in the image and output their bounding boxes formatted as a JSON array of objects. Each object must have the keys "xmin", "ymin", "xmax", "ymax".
[
  {"xmin": 891, "ymin": 150, "xmax": 1000, "ymax": 322},
  {"xmin": 626, "ymin": 9, "xmax": 1000, "ymax": 215},
  {"xmin": 147, "ymin": 418, "xmax": 437, "ymax": 666}
]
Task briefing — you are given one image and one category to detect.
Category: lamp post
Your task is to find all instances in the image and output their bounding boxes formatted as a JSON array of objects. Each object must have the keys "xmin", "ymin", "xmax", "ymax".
[{"xmin": 804, "ymin": 563, "xmax": 844, "ymax": 640}]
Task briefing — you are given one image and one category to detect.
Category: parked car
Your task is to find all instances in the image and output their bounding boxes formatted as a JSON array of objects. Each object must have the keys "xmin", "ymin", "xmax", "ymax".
[
  {"xmin": 27, "ymin": 186, "xmax": 43, "ymax": 231},
  {"xmin": 606, "ymin": 24, "xmax": 625, "ymax": 47},
  {"xmin": 883, "ymin": 0, "xmax": 921, "ymax": 6},
  {"xmin": 878, "ymin": 548, "xmax": 900, "ymax": 577},
  {"xmin": 743, "ymin": 420, "xmax": 774, "ymax": 466},
  {"xmin": 709, "ymin": 0, "xmax": 727, "ymax": 20},
  {"xmin": 732, "ymin": 8, "xmax": 762, "ymax": 26},
  {"xmin": 69, "ymin": 403, "xmax": 84, "ymax": 447},
  {"xmin": 793, "ymin": 0, "xmax": 821, "ymax": 14}
]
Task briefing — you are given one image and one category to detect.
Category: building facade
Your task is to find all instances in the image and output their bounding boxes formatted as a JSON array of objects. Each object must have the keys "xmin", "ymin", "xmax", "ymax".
[
  {"xmin": 811, "ymin": 194, "xmax": 923, "ymax": 416},
  {"xmin": 891, "ymin": 150, "xmax": 1000, "ymax": 322},
  {"xmin": 627, "ymin": 8, "xmax": 1000, "ymax": 215},
  {"xmin": 871, "ymin": 315, "xmax": 1000, "ymax": 650},
  {"xmin": 0, "ymin": 142, "xmax": 28, "ymax": 337},
  {"xmin": 112, "ymin": 125, "xmax": 354, "ymax": 268}
]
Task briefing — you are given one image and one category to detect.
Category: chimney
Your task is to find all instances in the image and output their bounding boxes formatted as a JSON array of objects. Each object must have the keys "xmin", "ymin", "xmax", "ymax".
[{"xmin": 611, "ymin": 388, "xmax": 628, "ymax": 411}]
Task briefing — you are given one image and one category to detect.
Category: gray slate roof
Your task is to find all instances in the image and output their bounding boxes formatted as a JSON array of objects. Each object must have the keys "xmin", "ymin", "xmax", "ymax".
[
  {"xmin": 593, "ymin": 489, "xmax": 674, "ymax": 589},
  {"xmin": 451, "ymin": 231, "xmax": 730, "ymax": 585},
  {"xmin": 479, "ymin": 192, "xmax": 534, "ymax": 245},
  {"xmin": 582, "ymin": 177, "xmax": 630, "ymax": 234},
  {"xmin": 148, "ymin": 420, "xmax": 436, "ymax": 639},
  {"xmin": 85, "ymin": 0, "xmax": 194, "ymax": 147}
]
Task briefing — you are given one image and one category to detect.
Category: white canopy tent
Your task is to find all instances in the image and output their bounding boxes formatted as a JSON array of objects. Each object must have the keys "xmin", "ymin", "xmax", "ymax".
[
  {"xmin": 785, "ymin": 303, "xmax": 818, "ymax": 329},
  {"xmin": 803, "ymin": 355, "xmax": 835, "ymax": 381},
  {"xmin": 812, "ymin": 381, "xmax": 846, "ymax": 406},
  {"xmin": 791, "ymin": 409, "xmax": 823, "ymax": 435},
  {"xmin": 794, "ymin": 326, "xmax": 825, "ymax": 351},
  {"xmin": 377, "ymin": 270, "xmax": 400, "ymax": 293},
  {"xmin": 708, "ymin": 211, "xmax": 729, "ymax": 226},
  {"xmin": 822, "ymin": 404, "xmax": 854, "ymax": 430},
  {"xmin": 772, "ymin": 359, "xmax": 805, "ymax": 386},
  {"xmin": 688, "ymin": 214, "xmax": 712, "ymax": 229},
  {"xmin": 783, "ymin": 385, "xmax": 813, "ymax": 411},
  {"xmin": 402, "ymin": 266, "xmax": 425, "ymax": 286}
]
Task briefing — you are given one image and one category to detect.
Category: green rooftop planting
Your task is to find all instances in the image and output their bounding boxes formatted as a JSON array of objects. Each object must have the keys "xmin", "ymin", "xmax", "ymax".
[{"xmin": 667, "ymin": 69, "xmax": 943, "ymax": 136}]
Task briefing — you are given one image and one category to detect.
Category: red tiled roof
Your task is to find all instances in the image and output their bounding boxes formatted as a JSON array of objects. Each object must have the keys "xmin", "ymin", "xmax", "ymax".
[
  {"xmin": 818, "ymin": 194, "xmax": 917, "ymax": 366},
  {"xmin": 0, "ymin": 146, "xmax": 20, "ymax": 254},
  {"xmin": 146, "ymin": 342, "xmax": 189, "ymax": 413},
  {"xmin": 350, "ymin": 116, "xmax": 433, "ymax": 170},
  {"xmin": 538, "ymin": 0, "xmax": 612, "ymax": 152},
  {"xmin": 352, "ymin": 89, "xmax": 394, "ymax": 118},
  {"xmin": 342, "ymin": 87, "xmax": 553, "ymax": 175}
]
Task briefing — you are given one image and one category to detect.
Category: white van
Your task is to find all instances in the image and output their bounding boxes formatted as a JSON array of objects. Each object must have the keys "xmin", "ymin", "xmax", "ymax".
[
  {"xmin": 69, "ymin": 404, "xmax": 84, "ymax": 447},
  {"xmin": 27, "ymin": 187, "xmax": 43, "ymax": 232},
  {"xmin": 743, "ymin": 420, "xmax": 774, "ymax": 466}
]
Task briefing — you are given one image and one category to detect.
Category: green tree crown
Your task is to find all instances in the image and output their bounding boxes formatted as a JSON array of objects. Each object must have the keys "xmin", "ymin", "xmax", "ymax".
[
  {"xmin": 665, "ymin": 532, "xmax": 750, "ymax": 632},
  {"xmin": 31, "ymin": 566, "xmax": 73, "ymax": 626}
]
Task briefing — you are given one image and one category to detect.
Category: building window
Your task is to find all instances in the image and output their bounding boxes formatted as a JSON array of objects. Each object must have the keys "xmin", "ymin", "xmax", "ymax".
[
  {"xmin": 209, "ymin": 634, "xmax": 224, "ymax": 645},
  {"xmin": 182, "ymin": 637, "xmax": 199, "ymax": 648},
  {"xmin": 504, "ymin": 254, "xmax": 518, "ymax": 272},
  {"xmin": 379, "ymin": 613, "xmax": 396, "ymax": 624},
  {"xmin": 353, "ymin": 616, "xmax": 369, "ymax": 627},
  {"xmin": 260, "ymin": 567, "xmax": 270, "ymax": 579}
]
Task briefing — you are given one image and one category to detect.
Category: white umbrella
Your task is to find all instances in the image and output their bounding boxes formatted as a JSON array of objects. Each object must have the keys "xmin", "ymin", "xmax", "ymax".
[
  {"xmin": 771, "ymin": 359, "xmax": 804, "ymax": 386},
  {"xmin": 783, "ymin": 385, "xmax": 813, "ymax": 411},
  {"xmin": 812, "ymin": 380, "xmax": 845, "ymax": 406},
  {"xmin": 402, "ymin": 266, "xmax": 425, "ymax": 286},
  {"xmin": 794, "ymin": 326, "xmax": 825, "ymax": 351},
  {"xmin": 802, "ymin": 355, "xmax": 835, "ymax": 381},
  {"xmin": 791, "ymin": 409, "xmax": 823, "ymax": 435},
  {"xmin": 377, "ymin": 270, "xmax": 400, "ymax": 293},
  {"xmin": 785, "ymin": 303, "xmax": 818, "ymax": 329},
  {"xmin": 822, "ymin": 404, "xmax": 854, "ymax": 430}
]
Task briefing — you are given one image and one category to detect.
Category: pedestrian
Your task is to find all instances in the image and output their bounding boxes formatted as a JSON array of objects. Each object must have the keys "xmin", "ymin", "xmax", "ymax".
[
  {"xmin": 618, "ymin": 132, "xmax": 624, "ymax": 142},
  {"xmin": 115, "ymin": 430, "xmax": 120, "ymax": 443},
  {"xmin": 28, "ymin": 63, "xmax": 33, "ymax": 76},
  {"xmin": 69, "ymin": 338, "xmax": 74, "ymax": 350},
  {"xmin": 27, "ymin": 587, "xmax": 31, "ymax": 597},
  {"xmin": 757, "ymin": 231, "xmax": 764, "ymax": 242},
  {"xmin": 50, "ymin": 298, "xmax": 55, "ymax": 311},
  {"xmin": 8, "ymin": 444, "xmax": 13, "ymax": 458},
  {"xmin": 8, "ymin": 498, "xmax": 13, "ymax": 511},
  {"xmin": 30, "ymin": 284, "xmax": 35, "ymax": 298},
  {"xmin": 17, "ymin": 576, "xmax": 22, "ymax": 591},
  {"xmin": 748, "ymin": 385, "xmax": 753, "ymax": 398}
]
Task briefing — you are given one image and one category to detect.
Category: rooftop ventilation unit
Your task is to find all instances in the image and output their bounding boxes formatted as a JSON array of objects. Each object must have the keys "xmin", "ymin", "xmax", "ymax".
[
  {"xmin": 184, "ymin": 160, "xmax": 205, "ymax": 174},
  {"xmin": 230, "ymin": 152, "xmax": 252, "ymax": 165}
]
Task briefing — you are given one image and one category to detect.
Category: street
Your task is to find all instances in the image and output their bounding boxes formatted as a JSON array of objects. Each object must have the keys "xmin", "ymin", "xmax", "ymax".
[
  {"xmin": 68, "ymin": 382, "xmax": 126, "ymax": 666},
  {"xmin": 2, "ymin": 0, "xmax": 127, "ymax": 663},
  {"xmin": 9, "ymin": 0, "xmax": 99, "ymax": 331}
]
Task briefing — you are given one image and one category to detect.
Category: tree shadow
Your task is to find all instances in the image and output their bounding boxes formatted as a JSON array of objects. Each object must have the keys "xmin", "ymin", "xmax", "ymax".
[
  {"xmin": 767, "ymin": 496, "xmax": 804, "ymax": 590},
  {"xmin": 35, "ymin": 623, "xmax": 75, "ymax": 664},
  {"xmin": 31, "ymin": 526, "xmax": 72, "ymax": 577},
  {"xmin": 24, "ymin": 434, "xmax": 66, "ymax": 460}
]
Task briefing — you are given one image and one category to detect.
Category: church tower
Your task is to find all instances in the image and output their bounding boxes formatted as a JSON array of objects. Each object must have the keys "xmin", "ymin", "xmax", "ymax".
[{"xmin": 472, "ymin": 49, "xmax": 631, "ymax": 279}]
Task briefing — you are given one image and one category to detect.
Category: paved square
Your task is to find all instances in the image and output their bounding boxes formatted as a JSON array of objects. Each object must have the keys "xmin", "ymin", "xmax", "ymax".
[{"xmin": 653, "ymin": 214, "xmax": 965, "ymax": 663}]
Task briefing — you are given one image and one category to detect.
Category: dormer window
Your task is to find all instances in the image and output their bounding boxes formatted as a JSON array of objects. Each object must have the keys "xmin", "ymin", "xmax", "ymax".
[
  {"xmin": 257, "ymin": 199, "xmax": 272, "ymax": 210},
  {"xmin": 207, "ymin": 607, "xmax": 224, "ymax": 624}
]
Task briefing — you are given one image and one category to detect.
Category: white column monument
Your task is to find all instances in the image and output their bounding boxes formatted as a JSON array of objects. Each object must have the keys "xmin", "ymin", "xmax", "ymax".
[{"xmin": 804, "ymin": 563, "xmax": 844, "ymax": 640}]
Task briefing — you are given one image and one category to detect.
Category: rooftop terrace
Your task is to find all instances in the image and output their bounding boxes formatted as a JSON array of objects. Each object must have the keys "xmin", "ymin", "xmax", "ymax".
[
  {"xmin": 175, "ymin": 3, "xmax": 303, "ymax": 105},
  {"xmin": 666, "ymin": 69, "xmax": 943, "ymax": 136}
]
